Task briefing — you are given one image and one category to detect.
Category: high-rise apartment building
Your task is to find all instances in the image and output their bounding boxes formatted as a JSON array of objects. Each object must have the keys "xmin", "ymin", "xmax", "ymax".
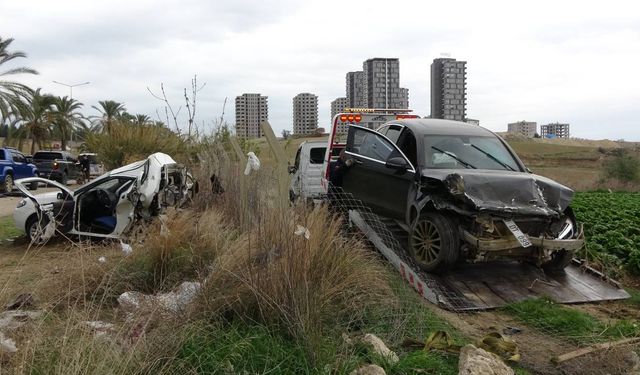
[
  {"xmin": 346, "ymin": 71, "xmax": 365, "ymax": 108},
  {"xmin": 540, "ymin": 123, "xmax": 570, "ymax": 138},
  {"xmin": 430, "ymin": 58, "xmax": 467, "ymax": 121},
  {"xmin": 235, "ymin": 93, "xmax": 268, "ymax": 138},
  {"xmin": 362, "ymin": 58, "xmax": 409, "ymax": 109},
  {"xmin": 508, "ymin": 121, "xmax": 537, "ymax": 138},
  {"xmin": 331, "ymin": 97, "xmax": 349, "ymax": 135},
  {"xmin": 292, "ymin": 93, "xmax": 318, "ymax": 135}
]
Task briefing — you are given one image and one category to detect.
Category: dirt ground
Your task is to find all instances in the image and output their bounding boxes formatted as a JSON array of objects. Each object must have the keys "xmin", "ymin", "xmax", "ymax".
[{"xmin": 426, "ymin": 302, "xmax": 639, "ymax": 375}]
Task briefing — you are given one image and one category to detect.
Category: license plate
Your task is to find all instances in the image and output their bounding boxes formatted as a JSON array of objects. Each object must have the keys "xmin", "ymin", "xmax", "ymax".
[{"xmin": 503, "ymin": 219, "xmax": 532, "ymax": 248}]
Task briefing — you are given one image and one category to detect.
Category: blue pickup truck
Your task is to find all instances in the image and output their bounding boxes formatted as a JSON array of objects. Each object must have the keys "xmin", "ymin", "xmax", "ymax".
[{"xmin": 0, "ymin": 148, "xmax": 39, "ymax": 193}]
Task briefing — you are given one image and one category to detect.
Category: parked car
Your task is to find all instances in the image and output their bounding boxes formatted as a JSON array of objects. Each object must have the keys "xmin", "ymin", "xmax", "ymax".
[
  {"xmin": 32, "ymin": 150, "xmax": 82, "ymax": 185},
  {"xmin": 0, "ymin": 148, "xmax": 39, "ymax": 192},
  {"xmin": 14, "ymin": 152, "xmax": 196, "ymax": 245},
  {"xmin": 289, "ymin": 141, "xmax": 343, "ymax": 202},
  {"xmin": 337, "ymin": 119, "xmax": 584, "ymax": 273}
]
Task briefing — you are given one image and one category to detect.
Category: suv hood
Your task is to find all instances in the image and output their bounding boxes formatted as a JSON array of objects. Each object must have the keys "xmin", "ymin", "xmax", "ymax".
[{"xmin": 421, "ymin": 169, "xmax": 574, "ymax": 217}]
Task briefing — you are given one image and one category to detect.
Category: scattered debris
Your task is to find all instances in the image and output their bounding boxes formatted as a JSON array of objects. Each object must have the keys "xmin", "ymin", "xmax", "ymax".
[
  {"xmin": 349, "ymin": 364, "xmax": 386, "ymax": 375},
  {"xmin": 98, "ymin": 256, "xmax": 107, "ymax": 263},
  {"xmin": 424, "ymin": 330, "xmax": 461, "ymax": 354},
  {"xmin": 476, "ymin": 332, "xmax": 520, "ymax": 362},
  {"xmin": 118, "ymin": 281, "xmax": 201, "ymax": 315},
  {"xmin": 294, "ymin": 225, "xmax": 311, "ymax": 240},
  {"xmin": 552, "ymin": 337, "xmax": 640, "ymax": 364},
  {"xmin": 120, "ymin": 241, "xmax": 133, "ymax": 256},
  {"xmin": 244, "ymin": 152, "xmax": 261, "ymax": 175},
  {"xmin": 5, "ymin": 293, "xmax": 35, "ymax": 310},
  {"xmin": 362, "ymin": 333, "xmax": 399, "ymax": 364},
  {"xmin": 0, "ymin": 332, "xmax": 17, "ymax": 363},
  {"xmin": 82, "ymin": 320, "xmax": 115, "ymax": 339},
  {"xmin": 458, "ymin": 344, "xmax": 514, "ymax": 375},
  {"xmin": 0, "ymin": 310, "xmax": 42, "ymax": 331}
]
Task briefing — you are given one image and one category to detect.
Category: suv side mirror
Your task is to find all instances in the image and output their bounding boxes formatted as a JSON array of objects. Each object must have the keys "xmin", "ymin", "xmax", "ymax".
[{"xmin": 386, "ymin": 156, "xmax": 409, "ymax": 171}]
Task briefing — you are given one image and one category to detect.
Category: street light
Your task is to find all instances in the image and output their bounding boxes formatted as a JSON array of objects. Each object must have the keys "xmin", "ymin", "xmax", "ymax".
[{"xmin": 52, "ymin": 80, "xmax": 90, "ymax": 99}]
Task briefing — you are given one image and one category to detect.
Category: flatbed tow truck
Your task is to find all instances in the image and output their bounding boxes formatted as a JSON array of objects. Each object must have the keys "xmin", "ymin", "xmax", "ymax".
[{"xmin": 320, "ymin": 109, "xmax": 629, "ymax": 312}]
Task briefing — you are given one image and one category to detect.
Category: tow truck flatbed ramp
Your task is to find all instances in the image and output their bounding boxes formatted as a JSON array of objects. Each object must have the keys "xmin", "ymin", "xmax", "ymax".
[{"xmin": 349, "ymin": 209, "xmax": 630, "ymax": 312}]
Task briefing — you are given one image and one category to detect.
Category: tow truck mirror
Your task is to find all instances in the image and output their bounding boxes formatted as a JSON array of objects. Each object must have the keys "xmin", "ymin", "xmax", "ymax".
[{"xmin": 386, "ymin": 156, "xmax": 409, "ymax": 171}]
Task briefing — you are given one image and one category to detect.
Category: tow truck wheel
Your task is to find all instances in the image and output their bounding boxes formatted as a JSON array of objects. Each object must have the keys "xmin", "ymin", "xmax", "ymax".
[
  {"xmin": 3, "ymin": 174, "xmax": 13, "ymax": 193},
  {"xmin": 409, "ymin": 212, "xmax": 459, "ymax": 273}
]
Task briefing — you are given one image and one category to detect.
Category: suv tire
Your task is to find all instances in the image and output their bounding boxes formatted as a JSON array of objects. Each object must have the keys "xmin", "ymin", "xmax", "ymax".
[
  {"xmin": 2, "ymin": 174, "xmax": 13, "ymax": 193},
  {"xmin": 409, "ymin": 212, "xmax": 459, "ymax": 273}
]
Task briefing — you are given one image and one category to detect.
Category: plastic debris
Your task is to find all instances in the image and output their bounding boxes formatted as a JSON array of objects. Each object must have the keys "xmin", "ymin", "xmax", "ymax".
[
  {"xmin": 117, "ymin": 281, "xmax": 201, "ymax": 315},
  {"xmin": 244, "ymin": 152, "xmax": 261, "ymax": 175},
  {"xmin": 120, "ymin": 241, "xmax": 133, "ymax": 256},
  {"xmin": 0, "ymin": 332, "xmax": 17, "ymax": 363},
  {"xmin": 98, "ymin": 256, "xmax": 107, "ymax": 263},
  {"xmin": 294, "ymin": 225, "xmax": 311, "ymax": 240}
]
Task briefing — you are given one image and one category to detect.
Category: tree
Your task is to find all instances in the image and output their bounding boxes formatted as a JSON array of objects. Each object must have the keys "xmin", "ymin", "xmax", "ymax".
[
  {"xmin": 134, "ymin": 114, "xmax": 151, "ymax": 125},
  {"xmin": 0, "ymin": 37, "xmax": 37, "ymax": 119},
  {"xmin": 23, "ymin": 88, "xmax": 57, "ymax": 154},
  {"xmin": 92, "ymin": 100, "xmax": 125, "ymax": 134},
  {"xmin": 53, "ymin": 96, "xmax": 84, "ymax": 150}
]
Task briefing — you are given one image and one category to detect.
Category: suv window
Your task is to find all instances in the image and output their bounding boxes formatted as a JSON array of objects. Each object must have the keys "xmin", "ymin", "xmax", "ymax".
[
  {"xmin": 0, "ymin": 150, "xmax": 5, "ymax": 160},
  {"xmin": 385, "ymin": 126, "xmax": 403, "ymax": 144},
  {"xmin": 10, "ymin": 151, "xmax": 26, "ymax": 163},
  {"xmin": 424, "ymin": 135, "xmax": 520, "ymax": 171},
  {"xmin": 347, "ymin": 127, "xmax": 395, "ymax": 162}
]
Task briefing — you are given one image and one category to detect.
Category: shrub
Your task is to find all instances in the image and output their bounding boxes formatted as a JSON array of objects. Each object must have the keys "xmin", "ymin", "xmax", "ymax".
[
  {"xmin": 85, "ymin": 121, "xmax": 191, "ymax": 169},
  {"xmin": 604, "ymin": 150, "xmax": 640, "ymax": 183}
]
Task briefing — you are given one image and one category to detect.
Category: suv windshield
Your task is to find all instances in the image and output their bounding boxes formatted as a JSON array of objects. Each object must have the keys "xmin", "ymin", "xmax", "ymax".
[
  {"xmin": 34, "ymin": 152, "xmax": 63, "ymax": 160},
  {"xmin": 424, "ymin": 135, "xmax": 520, "ymax": 171}
]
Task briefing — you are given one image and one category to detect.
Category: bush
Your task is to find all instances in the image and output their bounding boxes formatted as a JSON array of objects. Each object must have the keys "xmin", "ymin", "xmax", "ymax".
[
  {"xmin": 604, "ymin": 150, "xmax": 640, "ymax": 183},
  {"xmin": 85, "ymin": 121, "xmax": 191, "ymax": 169}
]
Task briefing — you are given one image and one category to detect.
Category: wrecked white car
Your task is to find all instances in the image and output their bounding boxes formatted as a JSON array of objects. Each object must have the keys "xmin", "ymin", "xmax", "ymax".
[{"xmin": 13, "ymin": 152, "xmax": 195, "ymax": 245}]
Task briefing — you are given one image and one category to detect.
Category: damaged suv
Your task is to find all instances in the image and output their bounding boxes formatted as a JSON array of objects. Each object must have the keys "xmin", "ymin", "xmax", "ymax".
[
  {"xmin": 13, "ymin": 152, "xmax": 195, "ymax": 245},
  {"xmin": 340, "ymin": 119, "xmax": 584, "ymax": 273}
]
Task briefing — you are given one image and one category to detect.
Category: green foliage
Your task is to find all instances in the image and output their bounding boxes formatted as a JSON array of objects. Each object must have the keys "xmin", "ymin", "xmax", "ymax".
[
  {"xmin": 604, "ymin": 150, "xmax": 640, "ymax": 183},
  {"xmin": 0, "ymin": 215, "xmax": 21, "ymax": 239},
  {"xmin": 85, "ymin": 120, "xmax": 189, "ymax": 169},
  {"xmin": 572, "ymin": 192, "xmax": 640, "ymax": 275},
  {"xmin": 0, "ymin": 37, "xmax": 37, "ymax": 119},
  {"xmin": 504, "ymin": 298, "xmax": 640, "ymax": 344}
]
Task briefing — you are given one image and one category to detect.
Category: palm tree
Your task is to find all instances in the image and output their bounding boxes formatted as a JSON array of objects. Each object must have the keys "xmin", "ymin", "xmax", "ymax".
[
  {"xmin": 92, "ymin": 100, "xmax": 125, "ymax": 134},
  {"xmin": 134, "ymin": 114, "xmax": 151, "ymax": 125},
  {"xmin": 53, "ymin": 96, "xmax": 83, "ymax": 150},
  {"xmin": 23, "ymin": 88, "xmax": 56, "ymax": 154},
  {"xmin": 74, "ymin": 121, "xmax": 101, "ymax": 141},
  {"xmin": 0, "ymin": 37, "xmax": 37, "ymax": 119}
]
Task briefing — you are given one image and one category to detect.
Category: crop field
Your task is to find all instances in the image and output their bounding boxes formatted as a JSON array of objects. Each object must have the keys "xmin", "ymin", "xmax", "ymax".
[{"xmin": 572, "ymin": 192, "xmax": 640, "ymax": 275}]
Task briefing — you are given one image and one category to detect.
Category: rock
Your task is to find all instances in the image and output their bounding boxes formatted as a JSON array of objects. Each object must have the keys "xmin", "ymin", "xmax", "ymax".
[
  {"xmin": 0, "ymin": 310, "xmax": 42, "ymax": 331},
  {"xmin": 5, "ymin": 293, "xmax": 35, "ymax": 310},
  {"xmin": 117, "ymin": 281, "xmax": 201, "ymax": 315},
  {"xmin": 0, "ymin": 332, "xmax": 17, "ymax": 363},
  {"xmin": 362, "ymin": 334, "xmax": 399, "ymax": 364},
  {"xmin": 82, "ymin": 320, "xmax": 116, "ymax": 340},
  {"xmin": 623, "ymin": 350, "xmax": 640, "ymax": 373},
  {"xmin": 349, "ymin": 364, "xmax": 386, "ymax": 375},
  {"xmin": 458, "ymin": 344, "xmax": 514, "ymax": 375}
]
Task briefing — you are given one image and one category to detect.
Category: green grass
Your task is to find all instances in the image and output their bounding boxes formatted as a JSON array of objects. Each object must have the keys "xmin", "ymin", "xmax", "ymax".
[
  {"xmin": 0, "ymin": 215, "xmax": 20, "ymax": 240},
  {"xmin": 504, "ymin": 298, "xmax": 640, "ymax": 344}
]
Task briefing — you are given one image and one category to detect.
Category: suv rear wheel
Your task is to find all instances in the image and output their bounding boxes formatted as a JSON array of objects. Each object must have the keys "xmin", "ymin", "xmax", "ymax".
[
  {"xmin": 409, "ymin": 212, "xmax": 459, "ymax": 273},
  {"xmin": 2, "ymin": 174, "xmax": 13, "ymax": 193}
]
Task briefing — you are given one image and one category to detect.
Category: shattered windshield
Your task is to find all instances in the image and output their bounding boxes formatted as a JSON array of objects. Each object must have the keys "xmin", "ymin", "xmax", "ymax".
[{"xmin": 424, "ymin": 135, "xmax": 520, "ymax": 171}]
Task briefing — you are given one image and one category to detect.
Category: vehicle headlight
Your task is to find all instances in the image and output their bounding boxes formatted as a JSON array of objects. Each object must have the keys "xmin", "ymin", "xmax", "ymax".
[{"xmin": 16, "ymin": 199, "xmax": 27, "ymax": 208}]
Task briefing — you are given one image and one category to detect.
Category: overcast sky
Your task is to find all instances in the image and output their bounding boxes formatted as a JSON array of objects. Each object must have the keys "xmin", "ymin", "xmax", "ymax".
[{"xmin": 2, "ymin": 0, "xmax": 639, "ymax": 140}]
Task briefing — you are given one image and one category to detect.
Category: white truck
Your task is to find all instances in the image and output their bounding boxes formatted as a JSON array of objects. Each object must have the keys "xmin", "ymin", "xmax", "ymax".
[{"xmin": 289, "ymin": 140, "xmax": 332, "ymax": 202}]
